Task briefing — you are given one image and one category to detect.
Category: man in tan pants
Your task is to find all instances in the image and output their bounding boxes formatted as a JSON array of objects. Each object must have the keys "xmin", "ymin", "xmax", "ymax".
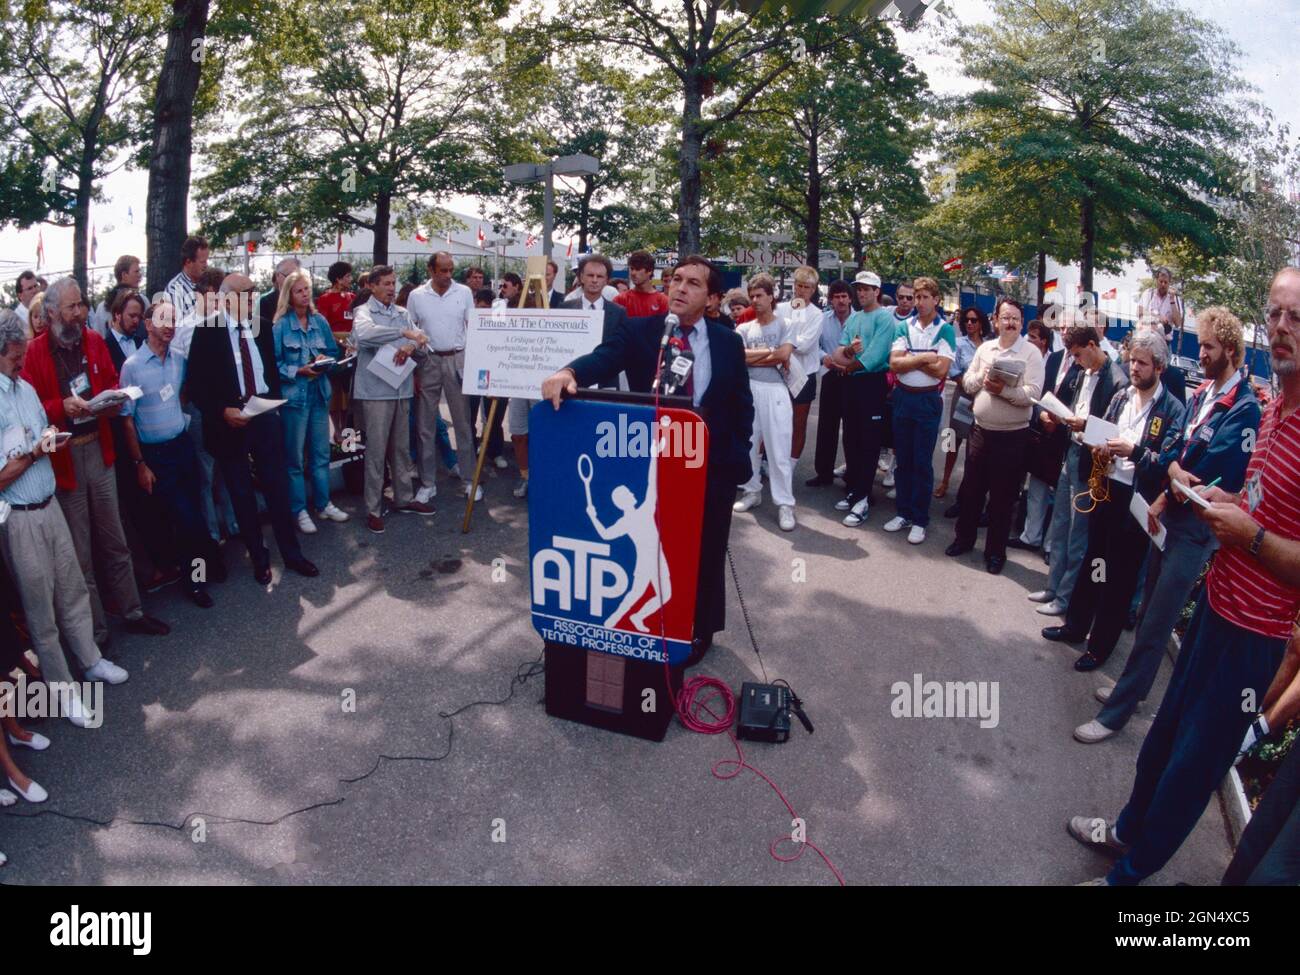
[
  {"xmin": 0, "ymin": 310, "xmax": 128, "ymax": 727},
  {"xmin": 19, "ymin": 278, "xmax": 168, "ymax": 644}
]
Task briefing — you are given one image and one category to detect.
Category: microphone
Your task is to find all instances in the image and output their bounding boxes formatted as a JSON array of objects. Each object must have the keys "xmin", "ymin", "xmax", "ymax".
[{"xmin": 654, "ymin": 312, "xmax": 680, "ymax": 390}]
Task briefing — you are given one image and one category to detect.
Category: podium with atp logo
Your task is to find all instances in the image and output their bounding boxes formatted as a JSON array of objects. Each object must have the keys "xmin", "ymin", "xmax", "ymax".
[{"xmin": 529, "ymin": 390, "xmax": 708, "ymax": 741}]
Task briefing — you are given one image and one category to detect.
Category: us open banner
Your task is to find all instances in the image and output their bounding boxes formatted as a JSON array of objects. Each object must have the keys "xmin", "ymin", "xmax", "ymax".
[
  {"xmin": 528, "ymin": 398, "xmax": 707, "ymax": 665},
  {"xmin": 461, "ymin": 307, "xmax": 602, "ymax": 398}
]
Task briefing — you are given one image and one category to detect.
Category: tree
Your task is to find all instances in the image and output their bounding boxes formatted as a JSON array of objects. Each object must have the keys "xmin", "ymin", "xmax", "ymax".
[
  {"xmin": 561, "ymin": 0, "xmax": 865, "ymax": 257},
  {"xmin": 710, "ymin": 17, "xmax": 930, "ymax": 269},
  {"xmin": 196, "ymin": 0, "xmax": 512, "ymax": 264},
  {"xmin": 955, "ymin": 0, "xmax": 1251, "ymax": 291},
  {"xmin": 0, "ymin": 0, "xmax": 163, "ymax": 289}
]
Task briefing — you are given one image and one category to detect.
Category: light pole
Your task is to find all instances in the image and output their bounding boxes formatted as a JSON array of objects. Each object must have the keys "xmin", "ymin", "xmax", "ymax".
[{"xmin": 503, "ymin": 154, "xmax": 600, "ymax": 269}]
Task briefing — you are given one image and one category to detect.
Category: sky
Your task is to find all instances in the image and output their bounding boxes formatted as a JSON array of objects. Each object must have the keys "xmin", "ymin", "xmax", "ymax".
[{"xmin": 1, "ymin": 0, "xmax": 1296, "ymax": 297}]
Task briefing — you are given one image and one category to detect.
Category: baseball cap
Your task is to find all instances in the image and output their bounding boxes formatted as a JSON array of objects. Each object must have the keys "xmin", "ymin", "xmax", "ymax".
[{"xmin": 853, "ymin": 271, "xmax": 881, "ymax": 288}]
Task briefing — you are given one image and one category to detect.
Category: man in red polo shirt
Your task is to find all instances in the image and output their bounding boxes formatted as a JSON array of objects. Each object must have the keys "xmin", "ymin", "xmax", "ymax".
[
  {"xmin": 614, "ymin": 250, "xmax": 669, "ymax": 318},
  {"xmin": 1069, "ymin": 266, "xmax": 1300, "ymax": 884},
  {"xmin": 20, "ymin": 278, "xmax": 169, "ymax": 645}
]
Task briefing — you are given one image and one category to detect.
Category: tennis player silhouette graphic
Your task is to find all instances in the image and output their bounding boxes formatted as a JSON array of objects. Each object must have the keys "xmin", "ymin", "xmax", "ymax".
[{"xmin": 580, "ymin": 428, "xmax": 671, "ymax": 632}]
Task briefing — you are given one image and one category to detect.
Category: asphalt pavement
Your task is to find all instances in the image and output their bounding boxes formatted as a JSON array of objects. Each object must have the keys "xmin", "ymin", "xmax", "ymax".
[{"xmin": 0, "ymin": 403, "xmax": 1233, "ymax": 885}]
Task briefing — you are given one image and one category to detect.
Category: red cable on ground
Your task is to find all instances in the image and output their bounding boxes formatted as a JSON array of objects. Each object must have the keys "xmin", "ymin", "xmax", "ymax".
[{"xmin": 646, "ymin": 341, "xmax": 845, "ymax": 885}]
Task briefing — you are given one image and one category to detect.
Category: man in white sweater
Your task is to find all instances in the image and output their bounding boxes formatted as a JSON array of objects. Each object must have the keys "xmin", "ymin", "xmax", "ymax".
[{"xmin": 945, "ymin": 297, "xmax": 1045, "ymax": 574}]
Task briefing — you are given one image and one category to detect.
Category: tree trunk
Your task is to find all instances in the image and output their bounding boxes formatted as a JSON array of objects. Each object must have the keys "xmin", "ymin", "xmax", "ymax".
[
  {"xmin": 373, "ymin": 192, "xmax": 391, "ymax": 265},
  {"xmin": 1080, "ymin": 181, "xmax": 1096, "ymax": 294},
  {"xmin": 677, "ymin": 79, "xmax": 704, "ymax": 257},
  {"xmin": 72, "ymin": 150, "xmax": 94, "ymax": 293},
  {"xmin": 145, "ymin": 0, "xmax": 211, "ymax": 300},
  {"xmin": 806, "ymin": 137, "xmax": 821, "ymax": 269},
  {"xmin": 852, "ymin": 211, "xmax": 864, "ymax": 270},
  {"xmin": 1036, "ymin": 248, "xmax": 1046, "ymax": 310}
]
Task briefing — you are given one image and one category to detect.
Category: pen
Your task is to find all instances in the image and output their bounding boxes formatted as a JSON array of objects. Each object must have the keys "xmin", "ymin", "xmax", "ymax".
[{"xmin": 1200, "ymin": 477, "xmax": 1221, "ymax": 492}]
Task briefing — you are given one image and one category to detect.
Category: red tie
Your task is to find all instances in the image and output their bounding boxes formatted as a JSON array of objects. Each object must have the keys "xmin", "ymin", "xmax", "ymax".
[
  {"xmin": 238, "ymin": 327, "xmax": 258, "ymax": 401},
  {"xmin": 678, "ymin": 323, "xmax": 695, "ymax": 400}
]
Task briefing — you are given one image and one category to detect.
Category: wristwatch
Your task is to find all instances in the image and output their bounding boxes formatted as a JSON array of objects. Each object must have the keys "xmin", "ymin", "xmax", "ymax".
[{"xmin": 1249, "ymin": 526, "xmax": 1266, "ymax": 556}]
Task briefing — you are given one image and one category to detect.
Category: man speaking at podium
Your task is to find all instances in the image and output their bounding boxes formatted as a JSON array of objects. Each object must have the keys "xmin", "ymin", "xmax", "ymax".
[{"xmin": 542, "ymin": 256, "xmax": 753, "ymax": 662}]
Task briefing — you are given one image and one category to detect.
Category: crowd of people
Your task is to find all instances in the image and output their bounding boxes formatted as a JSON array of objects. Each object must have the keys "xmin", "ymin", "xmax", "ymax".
[{"xmin": 1, "ymin": 242, "xmax": 1299, "ymax": 885}]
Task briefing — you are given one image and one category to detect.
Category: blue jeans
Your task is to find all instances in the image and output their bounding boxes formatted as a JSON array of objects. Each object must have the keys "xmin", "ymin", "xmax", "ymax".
[
  {"xmin": 140, "ymin": 433, "xmax": 219, "ymax": 588},
  {"xmin": 891, "ymin": 388, "xmax": 943, "ymax": 526},
  {"xmin": 1045, "ymin": 444, "xmax": 1089, "ymax": 605},
  {"xmin": 282, "ymin": 396, "xmax": 331, "ymax": 514},
  {"xmin": 1109, "ymin": 594, "xmax": 1285, "ymax": 884}
]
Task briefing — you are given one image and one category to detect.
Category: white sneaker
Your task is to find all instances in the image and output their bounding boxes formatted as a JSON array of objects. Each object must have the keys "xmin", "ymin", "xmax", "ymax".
[
  {"xmin": 6, "ymin": 732, "xmax": 50, "ymax": 751},
  {"xmin": 513, "ymin": 478, "xmax": 529, "ymax": 499},
  {"xmin": 843, "ymin": 496, "xmax": 870, "ymax": 527},
  {"xmin": 1027, "ymin": 589, "xmax": 1055, "ymax": 603},
  {"xmin": 907, "ymin": 525, "xmax": 926, "ymax": 545},
  {"xmin": 460, "ymin": 482, "xmax": 484, "ymax": 502},
  {"xmin": 778, "ymin": 505, "xmax": 796, "ymax": 531},
  {"xmin": 835, "ymin": 495, "xmax": 855, "ymax": 511},
  {"xmin": 883, "ymin": 515, "xmax": 910, "ymax": 532},
  {"xmin": 493, "ymin": 456, "xmax": 509, "ymax": 470},
  {"xmin": 415, "ymin": 486, "xmax": 436, "ymax": 504},
  {"xmin": 6, "ymin": 776, "xmax": 46, "ymax": 803},
  {"xmin": 65, "ymin": 694, "xmax": 93, "ymax": 728},
  {"xmin": 1094, "ymin": 686, "xmax": 1113, "ymax": 704},
  {"xmin": 1074, "ymin": 720, "xmax": 1116, "ymax": 744},
  {"xmin": 1036, "ymin": 599, "xmax": 1068, "ymax": 616},
  {"xmin": 85, "ymin": 658, "xmax": 129, "ymax": 685},
  {"xmin": 733, "ymin": 491, "xmax": 761, "ymax": 513},
  {"xmin": 833, "ymin": 463, "xmax": 847, "ymax": 477},
  {"xmin": 296, "ymin": 510, "xmax": 318, "ymax": 534},
  {"xmin": 878, "ymin": 453, "xmax": 892, "ymax": 473},
  {"xmin": 883, "ymin": 471, "xmax": 896, "ymax": 488},
  {"xmin": 318, "ymin": 503, "xmax": 349, "ymax": 523}
]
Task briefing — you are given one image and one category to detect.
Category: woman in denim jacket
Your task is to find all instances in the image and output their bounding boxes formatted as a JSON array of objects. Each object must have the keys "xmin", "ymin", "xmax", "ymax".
[{"xmin": 274, "ymin": 269, "xmax": 348, "ymax": 532}]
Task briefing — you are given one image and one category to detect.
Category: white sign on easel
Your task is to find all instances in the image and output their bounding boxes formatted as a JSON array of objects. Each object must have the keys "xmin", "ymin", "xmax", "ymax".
[{"xmin": 461, "ymin": 307, "xmax": 603, "ymax": 398}]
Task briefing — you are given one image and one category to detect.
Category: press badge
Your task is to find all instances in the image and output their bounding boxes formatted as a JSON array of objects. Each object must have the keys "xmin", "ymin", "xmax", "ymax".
[
  {"xmin": 70, "ymin": 372, "xmax": 91, "ymax": 398},
  {"xmin": 160, "ymin": 383, "xmax": 175, "ymax": 402},
  {"xmin": 1246, "ymin": 471, "xmax": 1263, "ymax": 513},
  {"xmin": 1198, "ymin": 423, "xmax": 1214, "ymax": 442}
]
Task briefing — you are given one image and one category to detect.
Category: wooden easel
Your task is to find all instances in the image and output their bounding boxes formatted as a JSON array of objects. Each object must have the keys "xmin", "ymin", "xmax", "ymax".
[{"xmin": 461, "ymin": 255, "xmax": 553, "ymax": 532}]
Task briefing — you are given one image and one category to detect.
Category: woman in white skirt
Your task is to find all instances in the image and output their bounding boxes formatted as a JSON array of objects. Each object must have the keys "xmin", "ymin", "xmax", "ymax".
[{"xmin": 733, "ymin": 273, "xmax": 797, "ymax": 531}]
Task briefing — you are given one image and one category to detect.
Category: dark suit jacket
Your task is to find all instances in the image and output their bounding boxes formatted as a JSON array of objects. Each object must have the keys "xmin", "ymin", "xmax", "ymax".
[
  {"xmin": 184, "ymin": 314, "xmax": 282, "ymax": 453},
  {"xmin": 104, "ymin": 325, "xmax": 144, "ymax": 374},
  {"xmin": 548, "ymin": 289, "xmax": 566, "ymax": 310},
  {"xmin": 1100, "ymin": 383, "xmax": 1185, "ymax": 502},
  {"xmin": 567, "ymin": 313, "xmax": 755, "ymax": 486},
  {"xmin": 564, "ymin": 297, "xmax": 628, "ymax": 390},
  {"xmin": 1169, "ymin": 374, "xmax": 1261, "ymax": 499},
  {"xmin": 1057, "ymin": 357, "xmax": 1129, "ymax": 479}
]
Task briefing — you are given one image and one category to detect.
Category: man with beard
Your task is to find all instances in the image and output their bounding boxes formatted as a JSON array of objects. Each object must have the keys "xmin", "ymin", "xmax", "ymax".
[
  {"xmin": 1074, "ymin": 308, "xmax": 1260, "ymax": 744},
  {"xmin": 1041, "ymin": 330, "xmax": 1183, "ymax": 667},
  {"xmin": 20, "ymin": 278, "xmax": 170, "ymax": 644},
  {"xmin": 1069, "ymin": 267, "xmax": 1300, "ymax": 885}
]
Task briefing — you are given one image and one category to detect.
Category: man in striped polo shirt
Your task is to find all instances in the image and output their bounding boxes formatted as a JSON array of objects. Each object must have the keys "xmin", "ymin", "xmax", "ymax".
[{"xmin": 1069, "ymin": 267, "xmax": 1300, "ymax": 885}]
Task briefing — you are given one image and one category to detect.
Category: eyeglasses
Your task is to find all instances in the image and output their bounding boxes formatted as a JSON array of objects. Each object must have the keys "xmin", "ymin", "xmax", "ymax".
[{"xmin": 1266, "ymin": 306, "xmax": 1300, "ymax": 327}]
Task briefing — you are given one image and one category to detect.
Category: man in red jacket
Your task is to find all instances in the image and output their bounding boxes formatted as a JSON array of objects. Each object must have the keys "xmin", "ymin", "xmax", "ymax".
[{"xmin": 21, "ymin": 278, "xmax": 168, "ymax": 645}]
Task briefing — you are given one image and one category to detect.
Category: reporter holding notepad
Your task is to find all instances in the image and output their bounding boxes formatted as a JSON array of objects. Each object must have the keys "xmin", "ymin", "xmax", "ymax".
[
  {"xmin": 946, "ymin": 297, "xmax": 1043, "ymax": 574},
  {"xmin": 272, "ymin": 269, "xmax": 346, "ymax": 534}
]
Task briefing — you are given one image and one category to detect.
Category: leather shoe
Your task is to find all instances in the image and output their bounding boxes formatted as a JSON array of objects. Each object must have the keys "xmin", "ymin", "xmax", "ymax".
[
  {"xmin": 1042, "ymin": 625, "xmax": 1086, "ymax": 643},
  {"xmin": 985, "ymin": 555, "xmax": 1005, "ymax": 575},
  {"xmin": 253, "ymin": 563, "xmax": 273, "ymax": 585},
  {"xmin": 285, "ymin": 557, "xmax": 320, "ymax": 578},
  {"xmin": 804, "ymin": 475, "xmax": 833, "ymax": 487},
  {"xmin": 188, "ymin": 587, "xmax": 214, "ymax": 609},
  {"xmin": 1074, "ymin": 652, "xmax": 1104, "ymax": 672},
  {"xmin": 124, "ymin": 614, "xmax": 170, "ymax": 636},
  {"xmin": 944, "ymin": 541, "xmax": 973, "ymax": 557},
  {"xmin": 943, "ymin": 502, "xmax": 960, "ymax": 519},
  {"xmin": 1006, "ymin": 538, "xmax": 1038, "ymax": 551}
]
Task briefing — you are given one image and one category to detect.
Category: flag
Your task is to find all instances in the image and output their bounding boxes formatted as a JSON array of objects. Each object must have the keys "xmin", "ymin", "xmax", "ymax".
[
  {"xmin": 246, "ymin": 240, "xmax": 257, "ymax": 254},
  {"xmin": 293, "ymin": 225, "xmax": 302, "ymax": 252},
  {"xmin": 414, "ymin": 230, "xmax": 428, "ymax": 244},
  {"xmin": 942, "ymin": 255, "xmax": 963, "ymax": 272},
  {"xmin": 445, "ymin": 227, "xmax": 452, "ymax": 246},
  {"xmin": 1102, "ymin": 287, "xmax": 1117, "ymax": 300},
  {"xmin": 36, "ymin": 229, "xmax": 44, "ymax": 269},
  {"xmin": 565, "ymin": 238, "xmax": 574, "ymax": 258},
  {"xmin": 524, "ymin": 232, "xmax": 537, "ymax": 249},
  {"xmin": 336, "ymin": 230, "xmax": 343, "ymax": 255},
  {"xmin": 1043, "ymin": 277, "xmax": 1059, "ymax": 292},
  {"xmin": 477, "ymin": 224, "xmax": 485, "ymax": 248}
]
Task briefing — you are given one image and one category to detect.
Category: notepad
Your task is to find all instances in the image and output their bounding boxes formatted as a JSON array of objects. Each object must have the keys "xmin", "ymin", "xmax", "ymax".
[
  {"xmin": 1082, "ymin": 415, "xmax": 1123, "ymax": 448},
  {"xmin": 365, "ymin": 342, "xmax": 417, "ymax": 389},
  {"xmin": 87, "ymin": 386, "xmax": 143, "ymax": 412},
  {"xmin": 1033, "ymin": 391, "xmax": 1076, "ymax": 421},
  {"xmin": 240, "ymin": 396, "xmax": 286, "ymax": 419},
  {"xmin": 1173, "ymin": 479, "xmax": 1213, "ymax": 509},
  {"xmin": 1129, "ymin": 491, "xmax": 1167, "ymax": 551}
]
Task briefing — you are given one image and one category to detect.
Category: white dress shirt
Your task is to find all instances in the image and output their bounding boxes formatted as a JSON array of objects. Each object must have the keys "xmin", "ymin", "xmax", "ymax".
[
  {"xmin": 1111, "ymin": 383, "xmax": 1162, "ymax": 485},
  {"xmin": 225, "ymin": 313, "xmax": 269, "ymax": 398}
]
